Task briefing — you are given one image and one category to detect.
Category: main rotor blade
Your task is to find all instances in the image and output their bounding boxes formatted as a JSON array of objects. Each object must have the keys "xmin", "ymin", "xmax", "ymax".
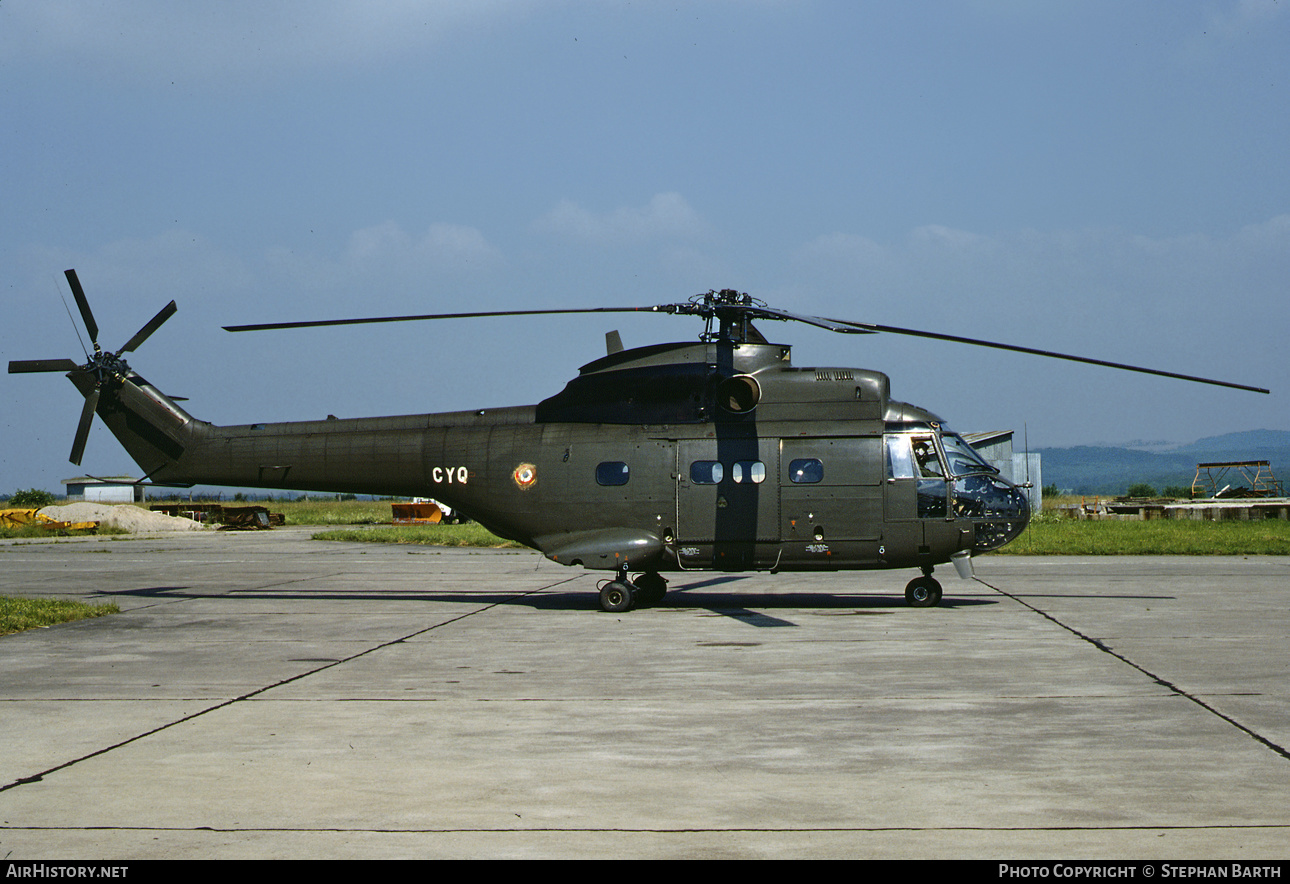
[
  {"xmin": 70, "ymin": 387, "xmax": 100, "ymax": 466},
  {"xmin": 118, "ymin": 300, "xmax": 177, "ymax": 353},
  {"xmin": 223, "ymin": 306, "xmax": 664, "ymax": 333},
  {"xmin": 220, "ymin": 291, "xmax": 1267, "ymax": 394},
  {"xmin": 827, "ymin": 318, "xmax": 1270, "ymax": 395},
  {"xmin": 65, "ymin": 269, "xmax": 99, "ymax": 346},
  {"xmin": 743, "ymin": 305, "xmax": 875, "ymax": 335},
  {"xmin": 8, "ymin": 359, "xmax": 80, "ymax": 374}
]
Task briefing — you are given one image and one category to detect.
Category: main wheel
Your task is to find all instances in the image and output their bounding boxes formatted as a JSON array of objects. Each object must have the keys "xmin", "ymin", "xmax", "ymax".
[
  {"xmin": 633, "ymin": 572, "xmax": 668, "ymax": 606},
  {"xmin": 904, "ymin": 575, "xmax": 943, "ymax": 608},
  {"xmin": 599, "ymin": 580, "xmax": 636, "ymax": 613}
]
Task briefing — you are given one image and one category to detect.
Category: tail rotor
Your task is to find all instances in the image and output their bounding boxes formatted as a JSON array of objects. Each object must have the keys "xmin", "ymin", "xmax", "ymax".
[{"xmin": 7, "ymin": 269, "xmax": 178, "ymax": 465}]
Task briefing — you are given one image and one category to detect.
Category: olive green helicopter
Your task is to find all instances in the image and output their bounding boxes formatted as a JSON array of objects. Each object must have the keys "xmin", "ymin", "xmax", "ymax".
[{"xmin": 10, "ymin": 271, "xmax": 1269, "ymax": 612}]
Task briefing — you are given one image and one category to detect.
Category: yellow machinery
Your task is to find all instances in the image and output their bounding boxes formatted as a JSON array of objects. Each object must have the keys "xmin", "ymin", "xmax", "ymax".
[{"xmin": 0, "ymin": 509, "xmax": 99, "ymax": 532}]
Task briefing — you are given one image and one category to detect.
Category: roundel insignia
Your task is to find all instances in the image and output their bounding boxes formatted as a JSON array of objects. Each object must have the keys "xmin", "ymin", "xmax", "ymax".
[{"xmin": 513, "ymin": 462, "xmax": 537, "ymax": 490}]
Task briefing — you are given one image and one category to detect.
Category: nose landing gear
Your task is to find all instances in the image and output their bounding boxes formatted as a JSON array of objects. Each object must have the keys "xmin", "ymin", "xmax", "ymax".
[{"xmin": 905, "ymin": 567, "xmax": 943, "ymax": 608}]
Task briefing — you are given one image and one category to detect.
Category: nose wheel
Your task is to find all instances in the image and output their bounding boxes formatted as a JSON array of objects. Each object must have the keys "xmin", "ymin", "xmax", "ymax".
[{"xmin": 904, "ymin": 574, "xmax": 942, "ymax": 607}]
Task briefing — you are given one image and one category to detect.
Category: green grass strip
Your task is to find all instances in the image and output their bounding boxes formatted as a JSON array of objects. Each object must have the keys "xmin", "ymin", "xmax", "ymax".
[
  {"xmin": 313, "ymin": 523, "xmax": 523, "ymax": 548},
  {"xmin": 0, "ymin": 596, "xmax": 120, "ymax": 637},
  {"xmin": 992, "ymin": 518, "xmax": 1290, "ymax": 555}
]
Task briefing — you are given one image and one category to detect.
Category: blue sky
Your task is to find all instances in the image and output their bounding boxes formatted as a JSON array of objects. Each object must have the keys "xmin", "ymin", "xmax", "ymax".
[{"xmin": 2, "ymin": 1, "xmax": 1287, "ymax": 494}]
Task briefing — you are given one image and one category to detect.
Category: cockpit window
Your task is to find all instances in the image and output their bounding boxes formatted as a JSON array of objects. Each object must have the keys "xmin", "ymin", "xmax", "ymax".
[
  {"xmin": 912, "ymin": 437, "xmax": 944, "ymax": 478},
  {"xmin": 941, "ymin": 433, "xmax": 998, "ymax": 477}
]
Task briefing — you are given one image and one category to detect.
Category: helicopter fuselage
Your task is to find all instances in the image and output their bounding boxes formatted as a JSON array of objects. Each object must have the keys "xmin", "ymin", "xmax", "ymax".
[{"xmin": 74, "ymin": 338, "xmax": 1031, "ymax": 578}]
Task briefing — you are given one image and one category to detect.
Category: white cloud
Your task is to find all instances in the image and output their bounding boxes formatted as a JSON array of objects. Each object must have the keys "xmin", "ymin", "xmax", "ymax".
[
  {"xmin": 0, "ymin": 1, "xmax": 533, "ymax": 85},
  {"xmin": 255, "ymin": 219, "xmax": 503, "ymax": 317},
  {"xmin": 794, "ymin": 232, "xmax": 885, "ymax": 266},
  {"xmin": 345, "ymin": 221, "xmax": 413, "ymax": 262},
  {"xmin": 535, "ymin": 192, "xmax": 709, "ymax": 244},
  {"xmin": 345, "ymin": 221, "xmax": 500, "ymax": 267},
  {"xmin": 1231, "ymin": 213, "xmax": 1290, "ymax": 251},
  {"xmin": 908, "ymin": 224, "xmax": 990, "ymax": 252},
  {"xmin": 420, "ymin": 223, "xmax": 500, "ymax": 264}
]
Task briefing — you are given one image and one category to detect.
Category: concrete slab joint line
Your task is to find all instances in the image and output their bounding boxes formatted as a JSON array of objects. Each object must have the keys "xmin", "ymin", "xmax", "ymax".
[
  {"xmin": 973, "ymin": 575, "xmax": 1290, "ymax": 764},
  {"xmin": 0, "ymin": 565, "xmax": 584, "ymax": 795}
]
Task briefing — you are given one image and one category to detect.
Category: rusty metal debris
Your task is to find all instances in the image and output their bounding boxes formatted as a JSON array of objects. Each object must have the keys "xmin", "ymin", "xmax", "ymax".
[
  {"xmin": 148, "ymin": 503, "xmax": 284, "ymax": 529},
  {"xmin": 1191, "ymin": 461, "xmax": 1286, "ymax": 499}
]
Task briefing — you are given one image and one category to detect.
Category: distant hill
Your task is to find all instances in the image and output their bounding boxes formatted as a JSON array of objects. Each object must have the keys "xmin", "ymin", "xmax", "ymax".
[
  {"xmin": 1036, "ymin": 430, "xmax": 1290, "ymax": 495},
  {"xmin": 1172, "ymin": 429, "xmax": 1290, "ymax": 456}
]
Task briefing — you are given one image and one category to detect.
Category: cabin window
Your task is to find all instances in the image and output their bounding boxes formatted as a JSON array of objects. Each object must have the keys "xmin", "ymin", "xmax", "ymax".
[
  {"xmin": 789, "ymin": 458, "xmax": 823, "ymax": 484},
  {"xmin": 886, "ymin": 435, "xmax": 915, "ymax": 480},
  {"xmin": 731, "ymin": 461, "xmax": 766, "ymax": 484},
  {"xmin": 690, "ymin": 461, "xmax": 724, "ymax": 484},
  {"xmin": 596, "ymin": 461, "xmax": 630, "ymax": 486}
]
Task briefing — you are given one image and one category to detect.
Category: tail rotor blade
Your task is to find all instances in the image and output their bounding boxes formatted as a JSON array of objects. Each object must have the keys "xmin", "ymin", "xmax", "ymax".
[
  {"xmin": 9, "ymin": 359, "xmax": 80, "ymax": 374},
  {"xmin": 70, "ymin": 386, "xmax": 100, "ymax": 466},
  {"xmin": 65, "ymin": 269, "xmax": 100, "ymax": 347},
  {"xmin": 119, "ymin": 300, "xmax": 177, "ymax": 354}
]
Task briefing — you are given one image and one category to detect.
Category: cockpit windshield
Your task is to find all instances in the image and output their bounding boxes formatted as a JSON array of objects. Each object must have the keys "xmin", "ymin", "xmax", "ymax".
[{"xmin": 940, "ymin": 433, "xmax": 998, "ymax": 477}]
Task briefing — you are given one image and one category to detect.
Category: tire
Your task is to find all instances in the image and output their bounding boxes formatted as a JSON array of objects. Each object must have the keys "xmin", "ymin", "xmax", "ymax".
[
  {"xmin": 904, "ymin": 576, "xmax": 942, "ymax": 608},
  {"xmin": 633, "ymin": 573, "xmax": 667, "ymax": 606},
  {"xmin": 599, "ymin": 581, "xmax": 636, "ymax": 613}
]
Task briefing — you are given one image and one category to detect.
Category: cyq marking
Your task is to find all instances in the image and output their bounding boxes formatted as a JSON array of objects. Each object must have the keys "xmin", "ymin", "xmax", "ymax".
[{"xmin": 432, "ymin": 466, "xmax": 468, "ymax": 484}]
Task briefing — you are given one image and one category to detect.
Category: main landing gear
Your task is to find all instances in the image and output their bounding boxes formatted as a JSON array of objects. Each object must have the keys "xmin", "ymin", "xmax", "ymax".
[
  {"xmin": 598, "ymin": 570, "xmax": 668, "ymax": 612},
  {"xmin": 597, "ymin": 568, "xmax": 941, "ymax": 611},
  {"xmin": 904, "ymin": 567, "xmax": 943, "ymax": 608}
]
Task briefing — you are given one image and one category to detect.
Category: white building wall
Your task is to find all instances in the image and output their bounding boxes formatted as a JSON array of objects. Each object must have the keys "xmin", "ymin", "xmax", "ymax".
[
  {"xmin": 84, "ymin": 485, "xmax": 135, "ymax": 503},
  {"xmin": 1013, "ymin": 453, "xmax": 1043, "ymax": 512}
]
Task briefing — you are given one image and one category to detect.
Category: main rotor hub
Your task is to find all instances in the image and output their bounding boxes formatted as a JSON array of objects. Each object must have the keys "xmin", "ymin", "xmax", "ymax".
[{"xmin": 690, "ymin": 289, "xmax": 769, "ymax": 343}]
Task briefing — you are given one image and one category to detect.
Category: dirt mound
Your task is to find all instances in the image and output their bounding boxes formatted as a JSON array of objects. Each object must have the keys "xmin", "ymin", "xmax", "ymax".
[{"xmin": 39, "ymin": 503, "xmax": 208, "ymax": 533}]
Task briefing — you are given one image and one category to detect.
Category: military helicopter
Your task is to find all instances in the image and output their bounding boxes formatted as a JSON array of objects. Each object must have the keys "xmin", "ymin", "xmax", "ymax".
[{"xmin": 10, "ymin": 271, "xmax": 1269, "ymax": 612}]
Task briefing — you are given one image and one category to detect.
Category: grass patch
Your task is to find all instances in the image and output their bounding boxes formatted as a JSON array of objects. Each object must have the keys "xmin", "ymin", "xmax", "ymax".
[
  {"xmin": 313, "ymin": 523, "xmax": 524, "ymax": 548},
  {"xmin": 265, "ymin": 498, "xmax": 398, "ymax": 525},
  {"xmin": 994, "ymin": 517, "xmax": 1290, "ymax": 555},
  {"xmin": 146, "ymin": 497, "xmax": 397, "ymax": 526},
  {"xmin": 0, "ymin": 596, "xmax": 120, "ymax": 636}
]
